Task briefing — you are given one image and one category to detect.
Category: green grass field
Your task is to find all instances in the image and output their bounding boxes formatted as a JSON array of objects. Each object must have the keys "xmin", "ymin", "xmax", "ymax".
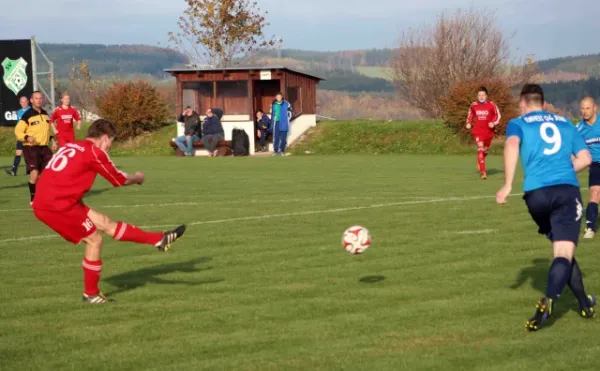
[
  {"xmin": 356, "ymin": 66, "xmax": 393, "ymax": 80},
  {"xmin": 1, "ymin": 155, "xmax": 600, "ymax": 370}
]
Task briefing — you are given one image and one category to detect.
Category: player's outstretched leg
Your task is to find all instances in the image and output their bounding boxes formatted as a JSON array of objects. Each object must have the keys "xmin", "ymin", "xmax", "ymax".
[
  {"xmin": 568, "ymin": 258, "xmax": 596, "ymax": 318},
  {"xmin": 87, "ymin": 208, "xmax": 186, "ymax": 251},
  {"xmin": 81, "ymin": 231, "xmax": 110, "ymax": 304},
  {"xmin": 526, "ymin": 241, "xmax": 574, "ymax": 331}
]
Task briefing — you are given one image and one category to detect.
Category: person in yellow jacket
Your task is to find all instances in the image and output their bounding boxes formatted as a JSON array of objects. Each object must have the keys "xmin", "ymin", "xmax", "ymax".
[{"xmin": 14, "ymin": 91, "xmax": 58, "ymax": 205}]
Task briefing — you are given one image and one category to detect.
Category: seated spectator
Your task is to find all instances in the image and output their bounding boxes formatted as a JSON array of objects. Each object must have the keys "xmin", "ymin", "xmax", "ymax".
[
  {"xmin": 256, "ymin": 109, "xmax": 272, "ymax": 152},
  {"xmin": 175, "ymin": 106, "xmax": 201, "ymax": 156},
  {"xmin": 202, "ymin": 108, "xmax": 225, "ymax": 157}
]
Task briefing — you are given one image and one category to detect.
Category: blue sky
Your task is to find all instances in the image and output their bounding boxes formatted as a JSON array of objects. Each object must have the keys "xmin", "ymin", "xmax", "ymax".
[{"xmin": 0, "ymin": 0, "xmax": 598, "ymax": 60}]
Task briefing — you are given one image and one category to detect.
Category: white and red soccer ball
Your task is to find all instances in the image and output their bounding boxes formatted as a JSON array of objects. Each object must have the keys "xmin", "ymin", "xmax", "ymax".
[{"xmin": 342, "ymin": 225, "xmax": 371, "ymax": 254}]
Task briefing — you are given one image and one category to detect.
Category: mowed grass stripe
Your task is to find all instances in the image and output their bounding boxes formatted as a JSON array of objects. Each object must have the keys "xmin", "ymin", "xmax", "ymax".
[
  {"xmin": 1, "ymin": 155, "xmax": 600, "ymax": 371},
  {"xmin": 0, "ymin": 191, "xmax": 526, "ymax": 244}
]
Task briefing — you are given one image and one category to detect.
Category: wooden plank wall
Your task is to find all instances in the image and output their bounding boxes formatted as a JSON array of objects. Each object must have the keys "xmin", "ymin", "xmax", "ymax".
[
  {"xmin": 283, "ymin": 72, "xmax": 318, "ymax": 115},
  {"xmin": 174, "ymin": 70, "xmax": 320, "ymax": 117}
]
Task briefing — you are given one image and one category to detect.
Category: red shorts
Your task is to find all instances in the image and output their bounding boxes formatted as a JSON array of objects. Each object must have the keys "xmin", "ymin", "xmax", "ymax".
[
  {"xmin": 472, "ymin": 132, "xmax": 493, "ymax": 148},
  {"xmin": 57, "ymin": 132, "xmax": 75, "ymax": 147},
  {"xmin": 33, "ymin": 204, "xmax": 96, "ymax": 244}
]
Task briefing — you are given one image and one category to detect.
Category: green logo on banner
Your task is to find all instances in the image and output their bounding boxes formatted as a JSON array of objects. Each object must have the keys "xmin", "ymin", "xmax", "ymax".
[{"xmin": 2, "ymin": 57, "xmax": 28, "ymax": 96}]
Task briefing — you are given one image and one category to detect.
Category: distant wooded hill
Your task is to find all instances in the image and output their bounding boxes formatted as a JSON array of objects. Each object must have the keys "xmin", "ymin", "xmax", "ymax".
[
  {"xmin": 39, "ymin": 43, "xmax": 188, "ymax": 78},
  {"xmin": 40, "ymin": 43, "xmax": 600, "ymax": 80},
  {"xmin": 37, "ymin": 43, "xmax": 600, "ymax": 111}
]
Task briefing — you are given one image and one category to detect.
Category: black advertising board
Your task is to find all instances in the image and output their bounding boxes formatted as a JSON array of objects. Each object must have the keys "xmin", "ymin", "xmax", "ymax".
[{"xmin": 0, "ymin": 39, "xmax": 34, "ymax": 126}]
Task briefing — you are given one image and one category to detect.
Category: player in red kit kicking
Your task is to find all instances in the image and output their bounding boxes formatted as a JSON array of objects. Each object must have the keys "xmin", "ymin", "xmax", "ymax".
[
  {"xmin": 50, "ymin": 93, "xmax": 82, "ymax": 147},
  {"xmin": 32, "ymin": 119, "xmax": 186, "ymax": 304},
  {"xmin": 466, "ymin": 87, "xmax": 501, "ymax": 179}
]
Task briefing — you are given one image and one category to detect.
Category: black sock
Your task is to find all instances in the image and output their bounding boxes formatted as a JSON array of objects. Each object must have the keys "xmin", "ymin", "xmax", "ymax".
[
  {"xmin": 586, "ymin": 202, "xmax": 598, "ymax": 231},
  {"xmin": 12, "ymin": 155, "xmax": 21, "ymax": 173},
  {"xmin": 546, "ymin": 257, "xmax": 571, "ymax": 301},
  {"xmin": 568, "ymin": 258, "xmax": 590, "ymax": 308},
  {"xmin": 28, "ymin": 182, "xmax": 36, "ymax": 202}
]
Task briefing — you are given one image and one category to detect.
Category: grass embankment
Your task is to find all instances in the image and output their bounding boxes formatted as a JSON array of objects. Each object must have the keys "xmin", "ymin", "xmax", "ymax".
[
  {"xmin": 0, "ymin": 120, "xmax": 503, "ymax": 157},
  {"xmin": 291, "ymin": 120, "xmax": 504, "ymax": 156},
  {"xmin": 0, "ymin": 124, "xmax": 176, "ymax": 157}
]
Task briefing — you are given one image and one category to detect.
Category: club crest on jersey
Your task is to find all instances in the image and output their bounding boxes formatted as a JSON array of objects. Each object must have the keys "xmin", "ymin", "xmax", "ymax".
[{"xmin": 2, "ymin": 57, "xmax": 28, "ymax": 96}]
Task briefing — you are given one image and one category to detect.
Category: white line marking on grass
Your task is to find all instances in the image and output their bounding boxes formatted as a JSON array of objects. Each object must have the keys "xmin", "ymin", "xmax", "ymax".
[
  {"xmin": 0, "ymin": 234, "xmax": 57, "ymax": 243},
  {"xmin": 452, "ymin": 229, "xmax": 497, "ymax": 235},
  {"xmin": 0, "ymin": 196, "xmax": 374, "ymax": 213},
  {"xmin": 138, "ymin": 194, "xmax": 518, "ymax": 228},
  {"xmin": 0, "ymin": 192, "xmax": 525, "ymax": 245}
]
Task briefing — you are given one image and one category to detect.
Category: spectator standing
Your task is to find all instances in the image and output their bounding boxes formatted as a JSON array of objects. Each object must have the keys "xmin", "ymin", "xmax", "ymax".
[
  {"xmin": 256, "ymin": 109, "xmax": 271, "ymax": 152},
  {"xmin": 175, "ymin": 106, "xmax": 201, "ymax": 156},
  {"xmin": 202, "ymin": 108, "xmax": 224, "ymax": 157},
  {"xmin": 5, "ymin": 96, "xmax": 30, "ymax": 176},
  {"xmin": 271, "ymin": 93, "xmax": 292, "ymax": 156}
]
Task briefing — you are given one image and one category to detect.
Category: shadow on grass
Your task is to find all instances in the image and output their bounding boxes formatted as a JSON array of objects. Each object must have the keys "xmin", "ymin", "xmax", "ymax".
[
  {"xmin": 0, "ymin": 182, "xmax": 28, "ymax": 191},
  {"xmin": 360, "ymin": 275, "xmax": 386, "ymax": 284},
  {"xmin": 486, "ymin": 168, "xmax": 503, "ymax": 176},
  {"xmin": 510, "ymin": 258, "xmax": 584, "ymax": 328},
  {"xmin": 105, "ymin": 257, "xmax": 223, "ymax": 296},
  {"xmin": 473, "ymin": 168, "xmax": 503, "ymax": 176}
]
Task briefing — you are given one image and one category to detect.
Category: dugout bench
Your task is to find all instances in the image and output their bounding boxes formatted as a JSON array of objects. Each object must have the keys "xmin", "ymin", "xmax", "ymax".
[{"xmin": 169, "ymin": 139, "xmax": 233, "ymax": 157}]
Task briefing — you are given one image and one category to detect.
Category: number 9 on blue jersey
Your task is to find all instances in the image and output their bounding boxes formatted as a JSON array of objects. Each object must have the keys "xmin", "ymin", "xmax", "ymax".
[{"xmin": 540, "ymin": 122, "xmax": 561, "ymax": 155}]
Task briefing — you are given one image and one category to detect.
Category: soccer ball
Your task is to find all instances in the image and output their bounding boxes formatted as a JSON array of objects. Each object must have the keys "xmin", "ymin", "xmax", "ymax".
[{"xmin": 342, "ymin": 226, "xmax": 371, "ymax": 255}]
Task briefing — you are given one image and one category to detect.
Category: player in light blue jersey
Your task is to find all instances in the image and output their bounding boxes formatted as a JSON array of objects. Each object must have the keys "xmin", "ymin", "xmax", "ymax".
[
  {"xmin": 4, "ymin": 96, "xmax": 30, "ymax": 177},
  {"xmin": 497, "ymin": 84, "xmax": 595, "ymax": 331},
  {"xmin": 575, "ymin": 97, "xmax": 600, "ymax": 239}
]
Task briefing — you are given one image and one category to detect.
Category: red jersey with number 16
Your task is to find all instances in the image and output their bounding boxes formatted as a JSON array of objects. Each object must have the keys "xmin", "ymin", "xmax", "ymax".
[
  {"xmin": 50, "ymin": 106, "xmax": 81, "ymax": 134},
  {"xmin": 466, "ymin": 101, "xmax": 501, "ymax": 136},
  {"xmin": 33, "ymin": 140, "xmax": 128, "ymax": 212}
]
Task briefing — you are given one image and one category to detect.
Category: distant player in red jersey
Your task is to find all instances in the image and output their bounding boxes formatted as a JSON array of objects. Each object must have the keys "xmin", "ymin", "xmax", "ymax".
[
  {"xmin": 466, "ymin": 86, "xmax": 501, "ymax": 179},
  {"xmin": 32, "ymin": 119, "xmax": 186, "ymax": 304},
  {"xmin": 50, "ymin": 93, "xmax": 82, "ymax": 147}
]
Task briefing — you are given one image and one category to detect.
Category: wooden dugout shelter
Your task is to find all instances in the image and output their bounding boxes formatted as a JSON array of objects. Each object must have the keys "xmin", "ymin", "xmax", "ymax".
[
  {"xmin": 164, "ymin": 66, "xmax": 324, "ymax": 155},
  {"xmin": 165, "ymin": 66, "xmax": 323, "ymax": 120}
]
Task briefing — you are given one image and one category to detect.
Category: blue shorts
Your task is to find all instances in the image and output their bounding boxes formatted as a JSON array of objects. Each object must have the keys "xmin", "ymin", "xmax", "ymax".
[
  {"xmin": 16, "ymin": 141, "xmax": 23, "ymax": 150},
  {"xmin": 589, "ymin": 162, "xmax": 600, "ymax": 187},
  {"xmin": 523, "ymin": 185, "xmax": 582, "ymax": 244}
]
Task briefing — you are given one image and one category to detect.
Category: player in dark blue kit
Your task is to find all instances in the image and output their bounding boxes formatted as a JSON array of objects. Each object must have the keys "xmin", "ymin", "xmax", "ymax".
[
  {"xmin": 576, "ymin": 97, "xmax": 600, "ymax": 239},
  {"xmin": 496, "ymin": 84, "xmax": 596, "ymax": 331},
  {"xmin": 4, "ymin": 96, "xmax": 30, "ymax": 176}
]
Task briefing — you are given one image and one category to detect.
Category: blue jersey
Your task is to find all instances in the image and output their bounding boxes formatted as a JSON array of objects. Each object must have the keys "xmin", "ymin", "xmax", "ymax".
[
  {"xmin": 576, "ymin": 117, "xmax": 600, "ymax": 163},
  {"xmin": 17, "ymin": 106, "xmax": 30, "ymax": 121},
  {"xmin": 506, "ymin": 110, "xmax": 587, "ymax": 192}
]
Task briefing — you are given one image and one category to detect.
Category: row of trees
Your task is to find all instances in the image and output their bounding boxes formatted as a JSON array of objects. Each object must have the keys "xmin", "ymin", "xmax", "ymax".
[
  {"xmin": 166, "ymin": 2, "xmax": 541, "ymax": 138},
  {"xmin": 390, "ymin": 9, "xmax": 537, "ymax": 135},
  {"xmin": 62, "ymin": 1, "xmax": 558, "ymax": 141},
  {"xmin": 58, "ymin": 61, "xmax": 171, "ymax": 140}
]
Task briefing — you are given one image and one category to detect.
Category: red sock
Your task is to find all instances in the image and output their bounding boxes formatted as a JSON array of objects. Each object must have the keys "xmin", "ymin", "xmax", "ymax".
[
  {"xmin": 113, "ymin": 221, "xmax": 163, "ymax": 246},
  {"xmin": 82, "ymin": 258, "xmax": 102, "ymax": 296},
  {"xmin": 477, "ymin": 150, "xmax": 486, "ymax": 172}
]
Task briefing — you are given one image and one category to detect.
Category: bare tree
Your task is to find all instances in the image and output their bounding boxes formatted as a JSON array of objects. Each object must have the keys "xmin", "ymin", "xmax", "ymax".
[
  {"xmin": 168, "ymin": 0, "xmax": 281, "ymax": 67},
  {"xmin": 390, "ymin": 9, "xmax": 537, "ymax": 117},
  {"xmin": 64, "ymin": 60, "xmax": 98, "ymax": 120}
]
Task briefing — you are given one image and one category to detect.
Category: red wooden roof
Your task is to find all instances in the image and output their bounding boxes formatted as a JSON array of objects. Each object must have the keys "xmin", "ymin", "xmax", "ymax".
[{"xmin": 164, "ymin": 65, "xmax": 325, "ymax": 81}]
